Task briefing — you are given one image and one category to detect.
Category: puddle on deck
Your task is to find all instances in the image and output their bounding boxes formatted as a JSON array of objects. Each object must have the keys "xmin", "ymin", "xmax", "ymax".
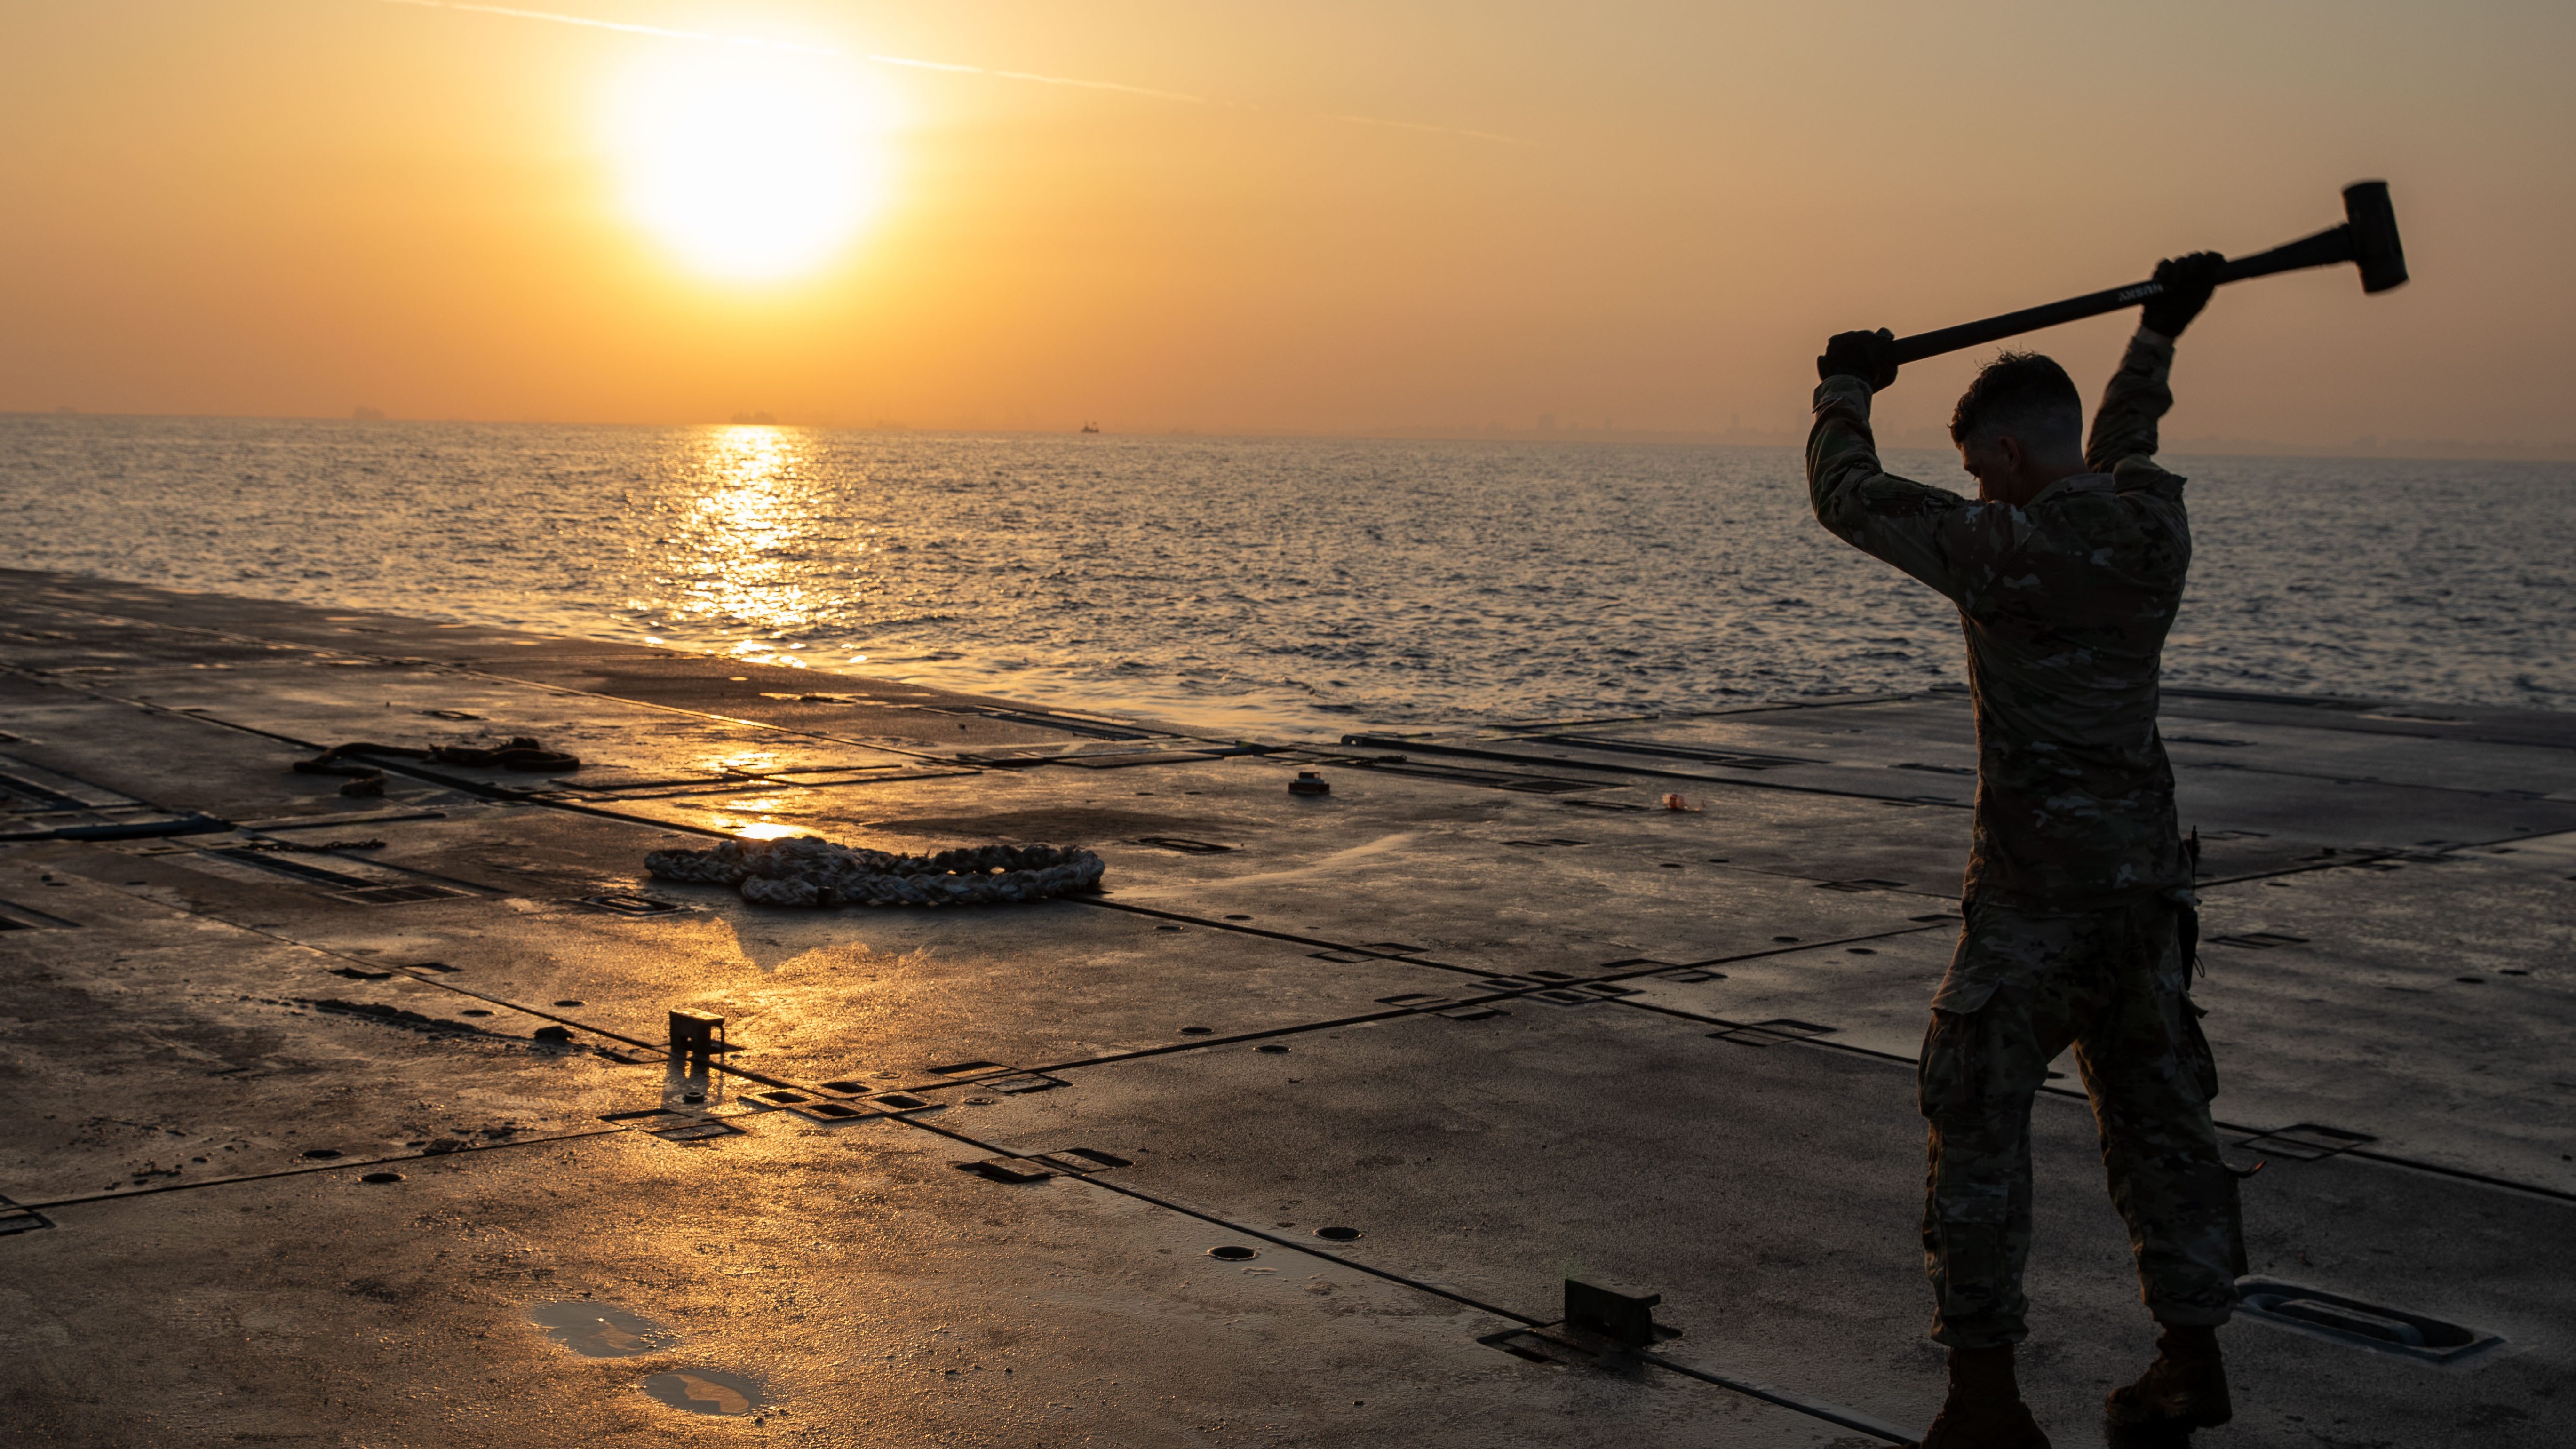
[
  {"xmin": 642, "ymin": 1368, "xmax": 763, "ymax": 1416},
  {"xmin": 528, "ymin": 1300, "xmax": 679, "ymax": 1358}
]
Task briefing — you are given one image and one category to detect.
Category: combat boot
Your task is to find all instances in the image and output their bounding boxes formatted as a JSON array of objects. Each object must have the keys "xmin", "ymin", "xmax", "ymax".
[
  {"xmin": 1921, "ymin": 1344, "xmax": 2051, "ymax": 1449},
  {"xmin": 2105, "ymin": 1325, "xmax": 2231, "ymax": 1431}
]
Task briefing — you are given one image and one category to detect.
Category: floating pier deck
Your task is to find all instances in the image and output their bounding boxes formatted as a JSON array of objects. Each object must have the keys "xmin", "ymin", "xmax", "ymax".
[{"xmin": 1, "ymin": 567, "xmax": 2569, "ymax": 1446}]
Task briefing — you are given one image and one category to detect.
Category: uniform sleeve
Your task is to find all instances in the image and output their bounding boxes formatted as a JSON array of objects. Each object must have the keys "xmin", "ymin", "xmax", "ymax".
[
  {"xmin": 1806, "ymin": 374, "xmax": 1978, "ymax": 604},
  {"xmin": 2085, "ymin": 328, "xmax": 2178, "ymax": 476}
]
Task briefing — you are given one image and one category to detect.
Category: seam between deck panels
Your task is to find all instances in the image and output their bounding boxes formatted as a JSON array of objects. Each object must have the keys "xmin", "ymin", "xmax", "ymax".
[
  {"xmin": 15, "ymin": 1127, "xmax": 632, "ymax": 1211},
  {"xmin": 1606, "ymin": 996, "xmax": 2576, "ymax": 1208}
]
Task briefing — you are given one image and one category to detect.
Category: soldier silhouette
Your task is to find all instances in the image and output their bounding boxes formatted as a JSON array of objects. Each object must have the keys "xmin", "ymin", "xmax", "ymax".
[{"xmin": 1806, "ymin": 253, "xmax": 2241, "ymax": 1448}]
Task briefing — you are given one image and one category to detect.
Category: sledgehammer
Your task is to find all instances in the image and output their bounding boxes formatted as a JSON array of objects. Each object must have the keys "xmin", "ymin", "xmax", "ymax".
[{"xmin": 1887, "ymin": 181, "xmax": 2408, "ymax": 364}]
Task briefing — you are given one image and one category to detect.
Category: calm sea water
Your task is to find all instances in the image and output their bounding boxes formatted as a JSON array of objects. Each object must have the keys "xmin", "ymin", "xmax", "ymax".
[{"xmin": 3, "ymin": 414, "xmax": 2570, "ymax": 738}]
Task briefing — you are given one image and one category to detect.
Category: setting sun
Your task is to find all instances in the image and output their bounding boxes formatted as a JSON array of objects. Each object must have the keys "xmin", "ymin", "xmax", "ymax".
[{"xmin": 603, "ymin": 48, "xmax": 893, "ymax": 281}]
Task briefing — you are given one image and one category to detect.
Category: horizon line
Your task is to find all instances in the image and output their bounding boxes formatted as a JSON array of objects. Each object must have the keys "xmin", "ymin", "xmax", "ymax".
[{"xmin": 7, "ymin": 407, "xmax": 2574, "ymax": 466}]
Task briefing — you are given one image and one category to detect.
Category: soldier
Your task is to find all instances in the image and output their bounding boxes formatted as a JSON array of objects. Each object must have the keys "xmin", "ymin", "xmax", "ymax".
[{"xmin": 1805, "ymin": 253, "xmax": 2242, "ymax": 1449}]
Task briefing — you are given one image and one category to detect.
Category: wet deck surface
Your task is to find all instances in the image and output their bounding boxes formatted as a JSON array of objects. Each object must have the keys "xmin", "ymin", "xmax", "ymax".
[{"xmin": 1, "ymin": 566, "xmax": 2570, "ymax": 1447}]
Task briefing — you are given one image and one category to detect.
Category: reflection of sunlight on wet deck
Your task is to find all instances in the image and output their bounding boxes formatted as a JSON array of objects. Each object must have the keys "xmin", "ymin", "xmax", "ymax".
[{"xmin": 698, "ymin": 751, "xmax": 784, "ymax": 776}]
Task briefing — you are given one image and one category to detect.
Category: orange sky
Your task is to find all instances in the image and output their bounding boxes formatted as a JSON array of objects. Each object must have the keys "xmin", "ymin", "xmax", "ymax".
[{"xmin": 4, "ymin": 0, "xmax": 2572, "ymax": 452}]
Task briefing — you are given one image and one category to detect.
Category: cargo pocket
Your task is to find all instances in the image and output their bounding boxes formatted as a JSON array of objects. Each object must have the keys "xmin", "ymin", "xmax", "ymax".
[
  {"xmin": 1919, "ymin": 1007, "xmax": 1986, "ymax": 1123},
  {"xmin": 1929, "ymin": 970, "xmax": 2001, "ymax": 1016},
  {"xmin": 1922, "ymin": 1008, "xmax": 2016, "ymax": 1233}
]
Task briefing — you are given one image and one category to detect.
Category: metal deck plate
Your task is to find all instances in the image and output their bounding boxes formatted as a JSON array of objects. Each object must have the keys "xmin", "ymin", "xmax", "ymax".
[{"xmin": 3, "ymin": 569, "xmax": 2568, "ymax": 1447}]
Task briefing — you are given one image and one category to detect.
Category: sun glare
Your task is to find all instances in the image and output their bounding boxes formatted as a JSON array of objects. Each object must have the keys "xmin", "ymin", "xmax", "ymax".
[{"xmin": 605, "ymin": 48, "xmax": 893, "ymax": 280}]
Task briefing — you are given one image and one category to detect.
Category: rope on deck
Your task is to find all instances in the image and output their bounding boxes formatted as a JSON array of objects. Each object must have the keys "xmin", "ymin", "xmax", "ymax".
[
  {"xmin": 645, "ymin": 835, "xmax": 1105, "ymax": 908},
  {"xmin": 292, "ymin": 737, "xmax": 581, "ymax": 796}
]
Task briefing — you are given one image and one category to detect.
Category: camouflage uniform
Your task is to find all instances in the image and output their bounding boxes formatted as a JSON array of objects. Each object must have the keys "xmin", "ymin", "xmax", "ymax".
[{"xmin": 1805, "ymin": 329, "xmax": 2245, "ymax": 1348}]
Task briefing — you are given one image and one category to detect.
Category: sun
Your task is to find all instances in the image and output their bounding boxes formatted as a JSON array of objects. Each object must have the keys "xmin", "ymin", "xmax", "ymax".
[{"xmin": 604, "ymin": 48, "xmax": 894, "ymax": 281}]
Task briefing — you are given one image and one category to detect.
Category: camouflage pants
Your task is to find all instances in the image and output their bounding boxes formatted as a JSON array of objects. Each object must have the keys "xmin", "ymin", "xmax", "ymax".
[{"xmin": 1919, "ymin": 895, "xmax": 2245, "ymax": 1349}]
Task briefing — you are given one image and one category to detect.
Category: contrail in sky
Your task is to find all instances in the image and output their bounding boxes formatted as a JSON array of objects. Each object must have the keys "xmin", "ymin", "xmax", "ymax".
[
  {"xmin": 372, "ymin": 0, "xmax": 1530, "ymax": 145},
  {"xmin": 860, "ymin": 52, "xmax": 1206, "ymax": 104},
  {"xmin": 375, "ymin": 0, "xmax": 838, "ymax": 55}
]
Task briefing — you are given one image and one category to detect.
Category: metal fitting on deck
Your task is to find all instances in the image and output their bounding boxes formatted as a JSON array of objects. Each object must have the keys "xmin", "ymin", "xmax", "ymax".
[{"xmin": 668, "ymin": 1008, "xmax": 729, "ymax": 1071}]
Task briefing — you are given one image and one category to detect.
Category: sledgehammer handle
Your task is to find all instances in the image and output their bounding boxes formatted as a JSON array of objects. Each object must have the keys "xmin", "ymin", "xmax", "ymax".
[
  {"xmin": 1886, "ymin": 279, "xmax": 2174, "ymax": 366},
  {"xmin": 1886, "ymin": 182, "xmax": 2401, "ymax": 365}
]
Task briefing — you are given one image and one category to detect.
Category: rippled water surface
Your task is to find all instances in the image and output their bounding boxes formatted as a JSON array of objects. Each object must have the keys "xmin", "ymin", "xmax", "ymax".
[{"xmin": 4, "ymin": 415, "xmax": 2569, "ymax": 737}]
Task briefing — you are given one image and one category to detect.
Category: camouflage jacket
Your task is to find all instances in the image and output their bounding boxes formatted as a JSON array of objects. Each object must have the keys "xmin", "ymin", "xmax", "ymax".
[{"xmin": 1805, "ymin": 330, "xmax": 2193, "ymax": 910}]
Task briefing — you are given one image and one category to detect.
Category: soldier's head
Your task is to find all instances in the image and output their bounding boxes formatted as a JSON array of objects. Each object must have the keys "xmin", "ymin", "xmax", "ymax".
[{"xmin": 1951, "ymin": 351, "xmax": 2086, "ymax": 506}]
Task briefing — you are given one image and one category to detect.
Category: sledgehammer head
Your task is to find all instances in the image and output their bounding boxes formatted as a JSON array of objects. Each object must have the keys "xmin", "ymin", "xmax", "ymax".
[{"xmin": 2344, "ymin": 180, "xmax": 2407, "ymax": 293}]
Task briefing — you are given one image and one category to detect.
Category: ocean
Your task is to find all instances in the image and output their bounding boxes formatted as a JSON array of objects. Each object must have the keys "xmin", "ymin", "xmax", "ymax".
[{"xmin": 4, "ymin": 414, "xmax": 2569, "ymax": 737}]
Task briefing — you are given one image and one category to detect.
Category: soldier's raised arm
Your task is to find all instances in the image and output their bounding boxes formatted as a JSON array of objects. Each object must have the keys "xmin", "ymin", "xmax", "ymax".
[
  {"xmin": 2086, "ymin": 252, "xmax": 2221, "ymax": 476},
  {"xmin": 1807, "ymin": 328, "xmax": 1979, "ymax": 603}
]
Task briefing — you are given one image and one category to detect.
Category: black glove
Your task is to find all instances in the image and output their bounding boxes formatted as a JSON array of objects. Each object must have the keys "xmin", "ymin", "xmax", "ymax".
[
  {"xmin": 1818, "ymin": 327, "xmax": 1898, "ymax": 391},
  {"xmin": 2140, "ymin": 251, "xmax": 2224, "ymax": 339}
]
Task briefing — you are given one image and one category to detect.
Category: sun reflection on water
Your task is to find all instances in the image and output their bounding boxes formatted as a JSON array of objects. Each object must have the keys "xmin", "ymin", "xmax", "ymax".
[{"xmin": 657, "ymin": 426, "xmax": 850, "ymax": 668}]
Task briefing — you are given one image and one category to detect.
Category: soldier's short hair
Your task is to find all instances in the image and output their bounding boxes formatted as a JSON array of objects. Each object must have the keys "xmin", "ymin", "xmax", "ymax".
[{"xmin": 1950, "ymin": 351, "xmax": 2082, "ymax": 448}]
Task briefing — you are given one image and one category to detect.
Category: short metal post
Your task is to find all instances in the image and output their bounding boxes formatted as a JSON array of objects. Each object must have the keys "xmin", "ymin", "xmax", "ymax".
[{"xmin": 668, "ymin": 1009, "xmax": 725, "ymax": 1073}]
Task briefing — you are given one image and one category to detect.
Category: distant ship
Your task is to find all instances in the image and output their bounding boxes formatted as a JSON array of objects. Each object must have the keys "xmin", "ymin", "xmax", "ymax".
[{"xmin": 1080, "ymin": 421, "xmax": 1100, "ymax": 434}]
